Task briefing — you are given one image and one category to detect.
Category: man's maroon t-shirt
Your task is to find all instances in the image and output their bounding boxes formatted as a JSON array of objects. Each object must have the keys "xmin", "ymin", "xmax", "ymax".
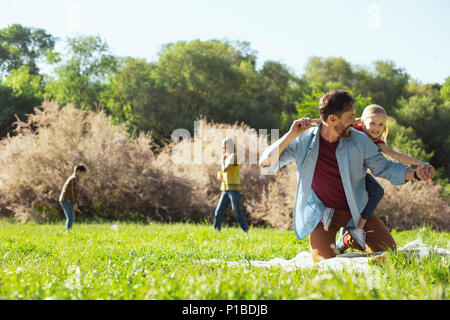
[{"xmin": 311, "ymin": 134, "xmax": 349, "ymax": 210}]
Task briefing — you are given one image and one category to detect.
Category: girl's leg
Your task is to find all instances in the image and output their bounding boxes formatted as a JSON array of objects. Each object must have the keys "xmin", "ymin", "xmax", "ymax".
[
  {"xmin": 213, "ymin": 191, "xmax": 230, "ymax": 231},
  {"xmin": 357, "ymin": 218, "xmax": 367, "ymax": 229},
  {"xmin": 359, "ymin": 174, "xmax": 384, "ymax": 227},
  {"xmin": 344, "ymin": 174, "xmax": 384, "ymax": 230},
  {"xmin": 228, "ymin": 190, "xmax": 249, "ymax": 232}
]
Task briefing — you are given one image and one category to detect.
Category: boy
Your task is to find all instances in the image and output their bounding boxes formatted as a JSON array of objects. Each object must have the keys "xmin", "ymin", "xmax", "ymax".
[{"xmin": 59, "ymin": 165, "xmax": 86, "ymax": 229}]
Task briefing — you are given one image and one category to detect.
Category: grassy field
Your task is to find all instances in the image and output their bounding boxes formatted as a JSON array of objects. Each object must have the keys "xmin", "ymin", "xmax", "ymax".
[{"xmin": 0, "ymin": 219, "xmax": 448, "ymax": 300}]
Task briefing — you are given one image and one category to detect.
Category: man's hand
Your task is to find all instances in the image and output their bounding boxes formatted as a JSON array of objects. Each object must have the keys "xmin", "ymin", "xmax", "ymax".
[
  {"xmin": 259, "ymin": 117, "xmax": 318, "ymax": 168},
  {"xmin": 289, "ymin": 117, "xmax": 313, "ymax": 138},
  {"xmin": 416, "ymin": 163, "xmax": 435, "ymax": 181},
  {"xmin": 73, "ymin": 203, "xmax": 78, "ymax": 212}
]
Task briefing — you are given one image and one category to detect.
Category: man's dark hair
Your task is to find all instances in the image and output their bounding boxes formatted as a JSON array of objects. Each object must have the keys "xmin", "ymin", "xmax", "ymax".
[
  {"xmin": 74, "ymin": 165, "xmax": 86, "ymax": 173},
  {"xmin": 318, "ymin": 90, "xmax": 354, "ymax": 121}
]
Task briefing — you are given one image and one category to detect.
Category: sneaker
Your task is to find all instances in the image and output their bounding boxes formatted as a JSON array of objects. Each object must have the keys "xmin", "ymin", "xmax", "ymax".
[
  {"xmin": 348, "ymin": 228, "xmax": 373, "ymax": 252},
  {"xmin": 336, "ymin": 227, "xmax": 351, "ymax": 254},
  {"xmin": 321, "ymin": 207, "xmax": 335, "ymax": 232}
]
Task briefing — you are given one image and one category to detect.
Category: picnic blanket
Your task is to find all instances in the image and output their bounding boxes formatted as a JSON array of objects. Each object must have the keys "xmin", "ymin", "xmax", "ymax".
[{"xmin": 200, "ymin": 240, "xmax": 450, "ymax": 273}]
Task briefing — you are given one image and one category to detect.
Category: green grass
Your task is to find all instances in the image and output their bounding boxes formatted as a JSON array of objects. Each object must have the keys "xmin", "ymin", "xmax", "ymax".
[{"xmin": 0, "ymin": 219, "xmax": 448, "ymax": 300}]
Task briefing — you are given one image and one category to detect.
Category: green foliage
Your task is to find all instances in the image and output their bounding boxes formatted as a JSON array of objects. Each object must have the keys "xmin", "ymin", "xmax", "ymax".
[
  {"xmin": 101, "ymin": 57, "xmax": 173, "ymax": 142},
  {"xmin": 303, "ymin": 57, "xmax": 409, "ymax": 113},
  {"xmin": 304, "ymin": 56, "xmax": 354, "ymax": 90},
  {"xmin": 0, "ymin": 66, "xmax": 44, "ymax": 136},
  {"xmin": 0, "ymin": 24, "xmax": 58, "ymax": 76},
  {"xmin": 103, "ymin": 40, "xmax": 300, "ymax": 143},
  {"xmin": 403, "ymin": 80, "xmax": 441, "ymax": 102},
  {"xmin": 153, "ymin": 39, "xmax": 260, "ymax": 130},
  {"xmin": 441, "ymin": 76, "xmax": 450, "ymax": 101},
  {"xmin": 386, "ymin": 117, "xmax": 434, "ymax": 163},
  {"xmin": 295, "ymin": 89, "xmax": 323, "ymax": 119},
  {"xmin": 45, "ymin": 35, "xmax": 118, "ymax": 109},
  {"xmin": 294, "ymin": 89, "xmax": 371, "ymax": 121},
  {"xmin": 365, "ymin": 60, "xmax": 409, "ymax": 111},
  {"xmin": 3, "ymin": 65, "xmax": 44, "ymax": 100},
  {"xmin": 394, "ymin": 95, "xmax": 450, "ymax": 178}
]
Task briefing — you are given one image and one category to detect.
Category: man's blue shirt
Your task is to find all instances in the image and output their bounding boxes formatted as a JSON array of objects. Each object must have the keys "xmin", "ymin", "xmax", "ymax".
[{"xmin": 267, "ymin": 123, "xmax": 409, "ymax": 240}]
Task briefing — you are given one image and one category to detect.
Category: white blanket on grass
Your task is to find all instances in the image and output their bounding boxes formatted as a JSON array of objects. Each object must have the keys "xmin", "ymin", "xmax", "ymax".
[{"xmin": 200, "ymin": 240, "xmax": 450, "ymax": 273}]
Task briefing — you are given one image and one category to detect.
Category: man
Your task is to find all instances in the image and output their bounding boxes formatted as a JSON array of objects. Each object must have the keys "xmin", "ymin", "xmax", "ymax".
[{"xmin": 259, "ymin": 90, "xmax": 434, "ymax": 261}]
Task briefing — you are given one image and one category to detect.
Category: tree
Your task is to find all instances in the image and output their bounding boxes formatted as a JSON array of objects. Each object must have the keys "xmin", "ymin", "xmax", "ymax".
[
  {"xmin": 394, "ymin": 95, "xmax": 450, "ymax": 179},
  {"xmin": 101, "ymin": 57, "xmax": 174, "ymax": 142},
  {"xmin": 150, "ymin": 40, "xmax": 265, "ymax": 136},
  {"xmin": 353, "ymin": 60, "xmax": 409, "ymax": 112},
  {"xmin": 0, "ymin": 65, "xmax": 45, "ymax": 136},
  {"xmin": 303, "ymin": 56, "xmax": 354, "ymax": 91},
  {"xmin": 294, "ymin": 89, "xmax": 371, "ymax": 122},
  {"xmin": 440, "ymin": 76, "xmax": 450, "ymax": 101},
  {"xmin": 403, "ymin": 80, "xmax": 441, "ymax": 102},
  {"xmin": 3, "ymin": 65, "xmax": 44, "ymax": 100},
  {"xmin": 45, "ymin": 35, "xmax": 118, "ymax": 109},
  {"xmin": 0, "ymin": 24, "xmax": 58, "ymax": 76},
  {"xmin": 258, "ymin": 60, "xmax": 301, "ymax": 126},
  {"xmin": 386, "ymin": 117, "xmax": 434, "ymax": 163}
]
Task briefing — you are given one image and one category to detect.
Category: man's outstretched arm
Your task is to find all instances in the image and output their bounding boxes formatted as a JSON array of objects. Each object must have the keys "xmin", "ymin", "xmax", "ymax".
[{"xmin": 259, "ymin": 117, "xmax": 314, "ymax": 167}]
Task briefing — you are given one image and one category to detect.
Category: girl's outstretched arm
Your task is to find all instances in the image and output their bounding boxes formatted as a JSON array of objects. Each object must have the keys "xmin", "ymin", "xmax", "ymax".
[{"xmin": 378, "ymin": 143, "xmax": 425, "ymax": 166}]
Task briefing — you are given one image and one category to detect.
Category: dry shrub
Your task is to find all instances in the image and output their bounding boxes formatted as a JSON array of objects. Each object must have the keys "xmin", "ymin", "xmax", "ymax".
[
  {"xmin": 376, "ymin": 178, "xmax": 450, "ymax": 231},
  {"xmin": 156, "ymin": 118, "xmax": 274, "ymax": 226},
  {"xmin": 1, "ymin": 101, "xmax": 448, "ymax": 231},
  {"xmin": 245, "ymin": 162, "xmax": 297, "ymax": 230},
  {"xmin": 0, "ymin": 101, "xmax": 203, "ymax": 222}
]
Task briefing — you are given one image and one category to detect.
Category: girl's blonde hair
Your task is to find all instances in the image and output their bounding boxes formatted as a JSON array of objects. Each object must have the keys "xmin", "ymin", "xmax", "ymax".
[{"xmin": 360, "ymin": 104, "xmax": 389, "ymax": 142}]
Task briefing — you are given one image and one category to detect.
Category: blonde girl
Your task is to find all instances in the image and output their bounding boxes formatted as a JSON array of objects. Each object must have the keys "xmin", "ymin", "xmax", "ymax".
[
  {"xmin": 213, "ymin": 137, "xmax": 249, "ymax": 232},
  {"xmin": 317, "ymin": 104, "xmax": 427, "ymax": 252},
  {"xmin": 357, "ymin": 104, "xmax": 425, "ymax": 166},
  {"xmin": 335, "ymin": 104, "xmax": 426, "ymax": 252}
]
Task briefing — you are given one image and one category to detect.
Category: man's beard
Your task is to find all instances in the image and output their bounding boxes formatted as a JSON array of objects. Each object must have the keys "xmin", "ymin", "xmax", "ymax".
[{"xmin": 334, "ymin": 124, "xmax": 352, "ymax": 138}]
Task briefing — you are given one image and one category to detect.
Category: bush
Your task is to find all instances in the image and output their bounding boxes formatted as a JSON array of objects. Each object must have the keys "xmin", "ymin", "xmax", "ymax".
[
  {"xmin": 0, "ymin": 101, "xmax": 204, "ymax": 222},
  {"xmin": 156, "ymin": 117, "xmax": 274, "ymax": 226},
  {"xmin": 0, "ymin": 101, "xmax": 448, "ymax": 231}
]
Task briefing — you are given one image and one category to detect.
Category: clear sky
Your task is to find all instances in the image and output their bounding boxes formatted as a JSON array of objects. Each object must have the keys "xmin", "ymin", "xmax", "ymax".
[{"xmin": 2, "ymin": 0, "xmax": 449, "ymax": 83}]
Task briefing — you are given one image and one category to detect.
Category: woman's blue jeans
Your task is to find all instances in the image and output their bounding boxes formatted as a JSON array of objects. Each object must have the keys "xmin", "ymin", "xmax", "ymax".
[
  {"xmin": 60, "ymin": 201, "xmax": 75, "ymax": 229},
  {"xmin": 214, "ymin": 190, "xmax": 249, "ymax": 232}
]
